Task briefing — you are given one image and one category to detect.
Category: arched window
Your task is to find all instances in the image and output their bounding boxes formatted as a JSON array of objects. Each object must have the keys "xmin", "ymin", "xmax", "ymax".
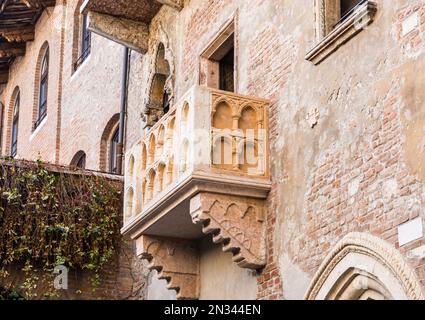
[
  {"xmin": 11, "ymin": 91, "xmax": 20, "ymax": 158},
  {"xmin": 109, "ymin": 126, "xmax": 120, "ymax": 174},
  {"xmin": 71, "ymin": 151, "xmax": 87, "ymax": 169},
  {"xmin": 35, "ymin": 47, "xmax": 49, "ymax": 128},
  {"xmin": 75, "ymin": 13, "xmax": 91, "ymax": 69}
]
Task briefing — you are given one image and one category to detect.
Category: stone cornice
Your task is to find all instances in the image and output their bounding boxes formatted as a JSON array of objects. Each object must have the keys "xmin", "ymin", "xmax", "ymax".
[{"xmin": 306, "ymin": 1, "xmax": 377, "ymax": 65}]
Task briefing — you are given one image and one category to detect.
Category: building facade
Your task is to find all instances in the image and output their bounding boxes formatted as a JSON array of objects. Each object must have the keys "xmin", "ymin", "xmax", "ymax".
[{"xmin": 1, "ymin": 0, "xmax": 425, "ymax": 300}]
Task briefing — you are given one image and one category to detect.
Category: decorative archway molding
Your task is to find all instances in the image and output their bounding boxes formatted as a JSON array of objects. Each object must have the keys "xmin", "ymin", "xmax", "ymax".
[
  {"xmin": 305, "ymin": 232, "xmax": 425, "ymax": 300},
  {"xmin": 141, "ymin": 23, "xmax": 175, "ymax": 128}
]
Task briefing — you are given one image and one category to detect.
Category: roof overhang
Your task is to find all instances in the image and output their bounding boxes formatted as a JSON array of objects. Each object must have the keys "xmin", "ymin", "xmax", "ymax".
[
  {"xmin": 0, "ymin": 0, "xmax": 56, "ymax": 84},
  {"xmin": 81, "ymin": 0, "xmax": 183, "ymax": 52}
]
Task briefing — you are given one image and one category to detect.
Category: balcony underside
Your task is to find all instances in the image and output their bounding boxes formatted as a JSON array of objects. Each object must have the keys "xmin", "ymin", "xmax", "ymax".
[{"xmin": 123, "ymin": 172, "xmax": 270, "ymax": 240}]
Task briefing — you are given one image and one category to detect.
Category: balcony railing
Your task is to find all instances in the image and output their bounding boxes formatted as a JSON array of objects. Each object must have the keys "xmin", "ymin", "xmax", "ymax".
[{"xmin": 123, "ymin": 85, "xmax": 270, "ymax": 225}]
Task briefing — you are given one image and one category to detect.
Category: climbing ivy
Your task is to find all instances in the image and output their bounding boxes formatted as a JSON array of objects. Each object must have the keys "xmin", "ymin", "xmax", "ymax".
[{"xmin": 0, "ymin": 159, "xmax": 122, "ymax": 299}]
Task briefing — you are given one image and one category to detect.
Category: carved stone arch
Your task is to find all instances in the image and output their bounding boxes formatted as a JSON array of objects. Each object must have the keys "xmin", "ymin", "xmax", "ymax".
[
  {"xmin": 179, "ymin": 138, "xmax": 190, "ymax": 174},
  {"xmin": 212, "ymin": 100, "xmax": 233, "ymax": 129},
  {"xmin": 148, "ymin": 132, "xmax": 157, "ymax": 164},
  {"xmin": 305, "ymin": 232, "xmax": 425, "ymax": 300},
  {"xmin": 212, "ymin": 132, "xmax": 233, "ymax": 169},
  {"xmin": 165, "ymin": 156, "xmax": 174, "ymax": 186},
  {"xmin": 125, "ymin": 187, "xmax": 135, "ymax": 220},
  {"xmin": 141, "ymin": 142, "xmax": 148, "ymax": 171},
  {"xmin": 99, "ymin": 113, "xmax": 120, "ymax": 172},
  {"xmin": 236, "ymin": 137, "xmax": 261, "ymax": 174},
  {"xmin": 0, "ymin": 102, "xmax": 4, "ymax": 153},
  {"xmin": 127, "ymin": 153, "xmax": 135, "ymax": 177},
  {"xmin": 70, "ymin": 150, "xmax": 87, "ymax": 169},
  {"xmin": 142, "ymin": 25, "xmax": 176, "ymax": 128},
  {"xmin": 5, "ymin": 86, "xmax": 20, "ymax": 155},
  {"xmin": 237, "ymin": 102, "xmax": 262, "ymax": 124}
]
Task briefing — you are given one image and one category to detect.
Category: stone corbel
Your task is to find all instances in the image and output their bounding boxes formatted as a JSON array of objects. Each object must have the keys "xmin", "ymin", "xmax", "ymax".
[
  {"xmin": 136, "ymin": 235, "xmax": 200, "ymax": 300},
  {"xmin": 87, "ymin": 11, "xmax": 149, "ymax": 54},
  {"xmin": 190, "ymin": 193, "xmax": 266, "ymax": 270}
]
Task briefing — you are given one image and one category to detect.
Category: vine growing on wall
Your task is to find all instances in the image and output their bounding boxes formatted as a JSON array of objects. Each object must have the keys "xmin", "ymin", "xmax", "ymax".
[{"xmin": 0, "ymin": 159, "xmax": 122, "ymax": 299}]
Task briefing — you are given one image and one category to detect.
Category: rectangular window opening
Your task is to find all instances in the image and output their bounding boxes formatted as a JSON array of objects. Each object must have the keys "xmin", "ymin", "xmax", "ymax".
[{"xmin": 200, "ymin": 20, "xmax": 236, "ymax": 93}]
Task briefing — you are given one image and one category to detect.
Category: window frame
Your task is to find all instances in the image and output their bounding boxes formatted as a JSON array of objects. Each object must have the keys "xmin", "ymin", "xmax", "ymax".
[
  {"xmin": 34, "ymin": 47, "xmax": 49, "ymax": 129},
  {"xmin": 74, "ymin": 14, "xmax": 92, "ymax": 70},
  {"xmin": 200, "ymin": 19, "xmax": 237, "ymax": 93},
  {"xmin": 71, "ymin": 151, "xmax": 87, "ymax": 169}
]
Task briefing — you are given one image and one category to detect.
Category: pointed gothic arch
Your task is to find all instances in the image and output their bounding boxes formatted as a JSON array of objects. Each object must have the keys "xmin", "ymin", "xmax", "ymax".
[{"xmin": 305, "ymin": 233, "xmax": 425, "ymax": 300}]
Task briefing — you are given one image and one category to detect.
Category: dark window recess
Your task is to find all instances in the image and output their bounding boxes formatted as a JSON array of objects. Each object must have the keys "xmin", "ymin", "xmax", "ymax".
[
  {"xmin": 219, "ymin": 47, "xmax": 235, "ymax": 92},
  {"xmin": 337, "ymin": 0, "xmax": 365, "ymax": 26},
  {"xmin": 35, "ymin": 49, "xmax": 49, "ymax": 129},
  {"xmin": 163, "ymin": 91, "xmax": 170, "ymax": 114},
  {"xmin": 11, "ymin": 92, "xmax": 20, "ymax": 158},
  {"xmin": 109, "ymin": 127, "xmax": 120, "ymax": 174},
  {"xmin": 76, "ymin": 153, "xmax": 86, "ymax": 169},
  {"xmin": 74, "ymin": 14, "xmax": 91, "ymax": 70}
]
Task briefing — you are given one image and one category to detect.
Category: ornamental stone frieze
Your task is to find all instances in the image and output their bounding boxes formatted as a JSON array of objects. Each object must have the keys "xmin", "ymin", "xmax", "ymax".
[{"xmin": 123, "ymin": 85, "xmax": 270, "ymax": 299}]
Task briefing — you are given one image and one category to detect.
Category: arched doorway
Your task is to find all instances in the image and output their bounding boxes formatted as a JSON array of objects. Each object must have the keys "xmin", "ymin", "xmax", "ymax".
[{"xmin": 305, "ymin": 233, "xmax": 425, "ymax": 300}]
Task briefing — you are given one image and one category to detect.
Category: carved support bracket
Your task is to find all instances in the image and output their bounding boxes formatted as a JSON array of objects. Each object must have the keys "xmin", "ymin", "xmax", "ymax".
[
  {"xmin": 87, "ymin": 11, "xmax": 149, "ymax": 53},
  {"xmin": 190, "ymin": 193, "xmax": 266, "ymax": 270},
  {"xmin": 136, "ymin": 235, "xmax": 200, "ymax": 300}
]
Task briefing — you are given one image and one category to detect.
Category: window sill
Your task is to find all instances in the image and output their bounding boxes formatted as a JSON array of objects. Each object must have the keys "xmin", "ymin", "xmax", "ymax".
[
  {"xmin": 305, "ymin": 1, "xmax": 377, "ymax": 65},
  {"xmin": 30, "ymin": 115, "xmax": 48, "ymax": 142},
  {"xmin": 71, "ymin": 53, "xmax": 91, "ymax": 80}
]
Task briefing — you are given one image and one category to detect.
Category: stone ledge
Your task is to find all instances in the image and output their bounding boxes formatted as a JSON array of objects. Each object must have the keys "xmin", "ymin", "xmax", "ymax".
[{"xmin": 306, "ymin": 1, "xmax": 377, "ymax": 65}]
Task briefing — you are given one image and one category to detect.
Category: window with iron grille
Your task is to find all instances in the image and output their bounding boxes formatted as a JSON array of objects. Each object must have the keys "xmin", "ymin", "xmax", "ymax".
[
  {"xmin": 34, "ymin": 47, "xmax": 49, "ymax": 129},
  {"xmin": 11, "ymin": 91, "xmax": 20, "ymax": 158},
  {"xmin": 74, "ymin": 14, "xmax": 91, "ymax": 70}
]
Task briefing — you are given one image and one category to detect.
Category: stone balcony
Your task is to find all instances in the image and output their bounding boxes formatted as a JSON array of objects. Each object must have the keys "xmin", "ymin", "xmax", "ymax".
[
  {"xmin": 122, "ymin": 85, "xmax": 271, "ymax": 299},
  {"xmin": 82, "ymin": 0, "xmax": 183, "ymax": 53}
]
